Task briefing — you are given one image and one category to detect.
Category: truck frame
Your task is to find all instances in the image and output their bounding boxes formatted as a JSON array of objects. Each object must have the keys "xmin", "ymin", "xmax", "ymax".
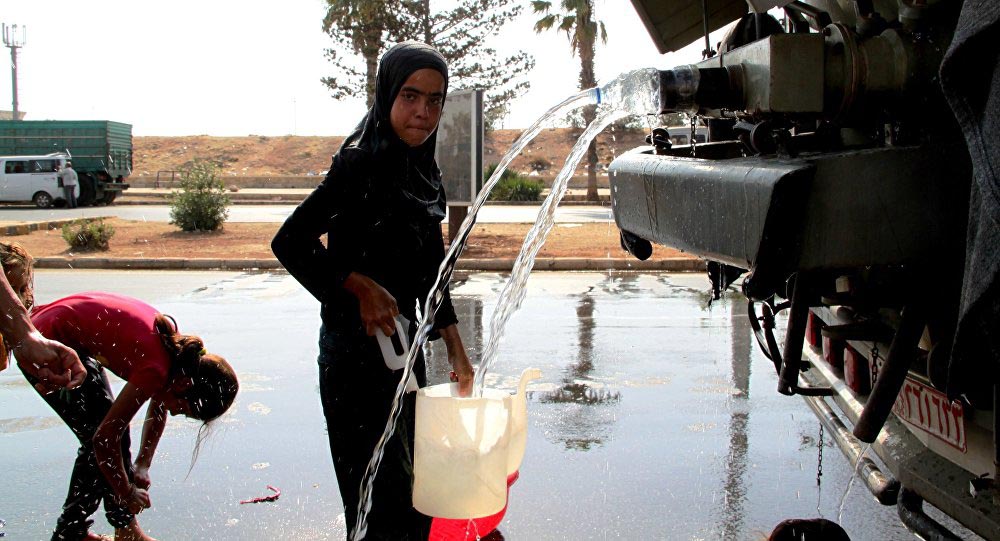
[
  {"xmin": 611, "ymin": 0, "xmax": 996, "ymax": 538},
  {"xmin": 0, "ymin": 120, "xmax": 131, "ymax": 205}
]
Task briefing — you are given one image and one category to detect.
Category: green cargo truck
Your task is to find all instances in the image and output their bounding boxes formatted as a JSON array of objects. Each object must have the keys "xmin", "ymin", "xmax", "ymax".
[{"xmin": 0, "ymin": 120, "xmax": 131, "ymax": 205}]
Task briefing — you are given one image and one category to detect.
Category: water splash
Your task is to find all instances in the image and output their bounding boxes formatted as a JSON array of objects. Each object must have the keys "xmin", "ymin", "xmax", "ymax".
[
  {"xmin": 350, "ymin": 68, "xmax": 660, "ymax": 540},
  {"xmin": 837, "ymin": 443, "xmax": 871, "ymax": 523}
]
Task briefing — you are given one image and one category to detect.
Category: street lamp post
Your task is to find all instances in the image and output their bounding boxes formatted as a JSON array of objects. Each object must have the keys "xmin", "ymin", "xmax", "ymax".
[{"xmin": 2, "ymin": 23, "xmax": 26, "ymax": 121}]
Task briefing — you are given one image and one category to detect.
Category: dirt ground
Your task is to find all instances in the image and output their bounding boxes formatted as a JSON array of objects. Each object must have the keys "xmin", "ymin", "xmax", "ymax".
[
  {"xmin": 4, "ymin": 218, "xmax": 692, "ymax": 262},
  {"xmin": 133, "ymin": 128, "xmax": 650, "ymax": 180}
]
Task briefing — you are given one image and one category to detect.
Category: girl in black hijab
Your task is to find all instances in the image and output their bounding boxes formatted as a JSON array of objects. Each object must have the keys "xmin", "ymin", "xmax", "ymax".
[{"xmin": 272, "ymin": 42, "xmax": 474, "ymax": 539}]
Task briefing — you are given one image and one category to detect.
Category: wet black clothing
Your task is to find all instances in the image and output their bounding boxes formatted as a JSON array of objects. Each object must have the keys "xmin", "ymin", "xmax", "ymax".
[
  {"xmin": 269, "ymin": 141, "xmax": 458, "ymax": 330},
  {"xmin": 271, "ymin": 41, "xmax": 455, "ymax": 540},
  {"xmin": 940, "ymin": 0, "xmax": 1000, "ymax": 400},
  {"xmin": 23, "ymin": 357, "xmax": 135, "ymax": 540},
  {"xmin": 318, "ymin": 323, "xmax": 431, "ymax": 540}
]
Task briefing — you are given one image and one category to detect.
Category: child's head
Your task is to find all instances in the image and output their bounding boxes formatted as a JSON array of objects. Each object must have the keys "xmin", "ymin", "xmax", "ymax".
[
  {"xmin": 181, "ymin": 353, "xmax": 239, "ymax": 422},
  {"xmin": 376, "ymin": 42, "xmax": 449, "ymax": 148},
  {"xmin": 0, "ymin": 242, "xmax": 34, "ymax": 311},
  {"xmin": 154, "ymin": 314, "xmax": 239, "ymax": 422}
]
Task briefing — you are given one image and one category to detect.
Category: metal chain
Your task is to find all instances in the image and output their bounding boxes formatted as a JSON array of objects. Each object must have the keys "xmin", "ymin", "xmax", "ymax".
[
  {"xmin": 690, "ymin": 115, "xmax": 698, "ymax": 157},
  {"xmin": 817, "ymin": 423, "xmax": 824, "ymax": 486},
  {"xmin": 871, "ymin": 343, "xmax": 880, "ymax": 385}
]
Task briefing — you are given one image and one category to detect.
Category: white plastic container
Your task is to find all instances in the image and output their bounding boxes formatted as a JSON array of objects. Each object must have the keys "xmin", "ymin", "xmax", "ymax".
[
  {"xmin": 375, "ymin": 315, "xmax": 417, "ymax": 392},
  {"xmin": 375, "ymin": 315, "xmax": 410, "ymax": 370},
  {"xmin": 413, "ymin": 368, "xmax": 542, "ymax": 519}
]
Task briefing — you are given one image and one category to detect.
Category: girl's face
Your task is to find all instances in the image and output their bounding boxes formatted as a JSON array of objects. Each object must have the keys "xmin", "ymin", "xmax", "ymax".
[
  {"xmin": 158, "ymin": 377, "xmax": 194, "ymax": 417},
  {"xmin": 5, "ymin": 266, "xmax": 33, "ymax": 311},
  {"xmin": 389, "ymin": 68, "xmax": 445, "ymax": 147}
]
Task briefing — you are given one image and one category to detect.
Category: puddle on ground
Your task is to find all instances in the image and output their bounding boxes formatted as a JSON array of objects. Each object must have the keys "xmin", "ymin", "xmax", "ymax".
[{"xmin": 0, "ymin": 416, "xmax": 63, "ymax": 434}]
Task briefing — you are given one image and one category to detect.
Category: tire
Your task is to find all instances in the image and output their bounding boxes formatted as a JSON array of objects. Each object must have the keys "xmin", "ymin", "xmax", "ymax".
[
  {"xmin": 102, "ymin": 191, "xmax": 118, "ymax": 205},
  {"xmin": 33, "ymin": 191, "xmax": 54, "ymax": 209},
  {"xmin": 78, "ymin": 174, "xmax": 97, "ymax": 206}
]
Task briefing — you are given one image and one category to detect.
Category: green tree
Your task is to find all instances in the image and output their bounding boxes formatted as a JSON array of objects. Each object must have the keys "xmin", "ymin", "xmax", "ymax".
[
  {"xmin": 321, "ymin": 0, "xmax": 406, "ymax": 105},
  {"xmin": 532, "ymin": 0, "xmax": 607, "ymax": 201},
  {"xmin": 321, "ymin": 0, "xmax": 534, "ymax": 128}
]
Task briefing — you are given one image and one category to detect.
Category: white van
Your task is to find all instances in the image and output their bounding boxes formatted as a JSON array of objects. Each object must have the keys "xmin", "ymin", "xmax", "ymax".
[{"xmin": 0, "ymin": 153, "xmax": 75, "ymax": 208}]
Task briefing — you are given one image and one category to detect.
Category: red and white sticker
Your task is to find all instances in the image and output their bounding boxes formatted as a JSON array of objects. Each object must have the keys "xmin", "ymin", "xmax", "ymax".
[{"xmin": 893, "ymin": 378, "xmax": 967, "ymax": 452}]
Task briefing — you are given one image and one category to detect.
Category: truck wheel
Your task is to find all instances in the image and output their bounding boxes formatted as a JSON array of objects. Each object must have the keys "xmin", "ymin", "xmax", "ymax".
[
  {"xmin": 102, "ymin": 191, "xmax": 117, "ymax": 205},
  {"xmin": 78, "ymin": 174, "xmax": 97, "ymax": 206},
  {"xmin": 33, "ymin": 191, "xmax": 54, "ymax": 208}
]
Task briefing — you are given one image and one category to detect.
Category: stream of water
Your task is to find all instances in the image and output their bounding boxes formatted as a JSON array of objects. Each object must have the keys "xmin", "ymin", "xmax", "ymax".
[{"xmin": 351, "ymin": 68, "xmax": 660, "ymax": 540}]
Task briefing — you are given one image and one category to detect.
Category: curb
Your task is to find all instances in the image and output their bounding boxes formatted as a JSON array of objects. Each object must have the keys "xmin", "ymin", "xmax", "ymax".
[
  {"xmin": 3, "ymin": 217, "xmax": 115, "ymax": 237},
  {"xmin": 35, "ymin": 256, "xmax": 703, "ymax": 272}
]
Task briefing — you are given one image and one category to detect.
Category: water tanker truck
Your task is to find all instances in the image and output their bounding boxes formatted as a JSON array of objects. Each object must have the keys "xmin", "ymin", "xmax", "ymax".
[
  {"xmin": 0, "ymin": 120, "xmax": 131, "ymax": 206},
  {"xmin": 612, "ymin": 0, "xmax": 998, "ymax": 538}
]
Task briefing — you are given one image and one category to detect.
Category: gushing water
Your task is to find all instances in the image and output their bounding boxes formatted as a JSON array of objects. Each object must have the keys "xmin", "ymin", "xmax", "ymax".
[
  {"xmin": 837, "ymin": 443, "xmax": 871, "ymax": 524},
  {"xmin": 350, "ymin": 68, "xmax": 660, "ymax": 540}
]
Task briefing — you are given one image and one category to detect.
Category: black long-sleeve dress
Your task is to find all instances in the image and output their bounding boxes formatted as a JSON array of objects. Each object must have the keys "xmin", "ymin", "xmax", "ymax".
[{"xmin": 271, "ymin": 42, "xmax": 458, "ymax": 541}]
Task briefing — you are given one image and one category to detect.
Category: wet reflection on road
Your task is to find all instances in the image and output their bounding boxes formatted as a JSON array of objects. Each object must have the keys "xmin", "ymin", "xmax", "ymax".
[{"xmin": 2, "ymin": 270, "xmax": 931, "ymax": 540}]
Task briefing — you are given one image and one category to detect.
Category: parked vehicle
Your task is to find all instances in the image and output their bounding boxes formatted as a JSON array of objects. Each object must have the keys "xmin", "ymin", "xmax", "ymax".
[
  {"xmin": 0, "ymin": 153, "xmax": 73, "ymax": 208},
  {"xmin": 0, "ymin": 120, "xmax": 131, "ymax": 205},
  {"xmin": 612, "ymin": 0, "xmax": 996, "ymax": 538}
]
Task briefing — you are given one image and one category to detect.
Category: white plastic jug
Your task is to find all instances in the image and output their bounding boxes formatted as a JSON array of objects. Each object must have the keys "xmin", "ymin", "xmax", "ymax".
[
  {"xmin": 375, "ymin": 314, "xmax": 417, "ymax": 392},
  {"xmin": 413, "ymin": 368, "xmax": 542, "ymax": 519}
]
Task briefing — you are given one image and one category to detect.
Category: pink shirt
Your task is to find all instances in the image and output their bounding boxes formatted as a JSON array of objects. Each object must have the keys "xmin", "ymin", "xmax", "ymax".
[{"xmin": 32, "ymin": 292, "xmax": 174, "ymax": 395}]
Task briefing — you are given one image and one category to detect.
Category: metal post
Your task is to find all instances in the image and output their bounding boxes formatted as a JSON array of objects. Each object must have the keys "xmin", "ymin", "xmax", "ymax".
[
  {"xmin": 10, "ymin": 45, "xmax": 18, "ymax": 119},
  {"xmin": 2, "ymin": 23, "xmax": 26, "ymax": 121}
]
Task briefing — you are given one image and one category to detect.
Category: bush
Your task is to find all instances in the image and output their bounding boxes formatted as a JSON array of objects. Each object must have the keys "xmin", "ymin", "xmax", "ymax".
[
  {"xmin": 170, "ymin": 160, "xmax": 230, "ymax": 231},
  {"xmin": 62, "ymin": 218, "xmax": 115, "ymax": 251},
  {"xmin": 527, "ymin": 157, "xmax": 551, "ymax": 172},
  {"xmin": 489, "ymin": 177, "xmax": 544, "ymax": 202},
  {"xmin": 484, "ymin": 164, "xmax": 544, "ymax": 201}
]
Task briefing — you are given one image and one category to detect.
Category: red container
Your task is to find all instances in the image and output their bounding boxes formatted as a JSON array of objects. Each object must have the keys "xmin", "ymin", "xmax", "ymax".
[
  {"xmin": 822, "ymin": 335, "xmax": 844, "ymax": 370},
  {"xmin": 806, "ymin": 311, "xmax": 824, "ymax": 349},
  {"xmin": 844, "ymin": 346, "xmax": 871, "ymax": 395},
  {"xmin": 429, "ymin": 471, "xmax": 519, "ymax": 540}
]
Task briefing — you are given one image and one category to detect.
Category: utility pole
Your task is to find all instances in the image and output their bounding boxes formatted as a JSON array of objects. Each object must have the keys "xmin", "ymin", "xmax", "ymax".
[{"xmin": 2, "ymin": 23, "xmax": 26, "ymax": 121}]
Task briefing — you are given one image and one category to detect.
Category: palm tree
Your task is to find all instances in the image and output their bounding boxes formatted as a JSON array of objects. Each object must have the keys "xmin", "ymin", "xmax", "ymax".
[{"xmin": 532, "ymin": 0, "xmax": 607, "ymax": 201}]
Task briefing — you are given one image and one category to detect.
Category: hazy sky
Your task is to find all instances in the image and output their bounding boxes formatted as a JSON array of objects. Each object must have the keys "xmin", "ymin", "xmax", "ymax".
[{"xmin": 2, "ymin": 1, "xmax": 711, "ymax": 136}]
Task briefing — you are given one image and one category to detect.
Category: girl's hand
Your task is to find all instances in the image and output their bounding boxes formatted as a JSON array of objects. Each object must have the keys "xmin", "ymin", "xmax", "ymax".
[
  {"xmin": 133, "ymin": 464, "xmax": 151, "ymax": 490},
  {"xmin": 450, "ymin": 350, "xmax": 475, "ymax": 397},
  {"xmin": 16, "ymin": 331, "xmax": 86, "ymax": 393},
  {"xmin": 122, "ymin": 483, "xmax": 151, "ymax": 514},
  {"xmin": 344, "ymin": 273, "xmax": 399, "ymax": 337}
]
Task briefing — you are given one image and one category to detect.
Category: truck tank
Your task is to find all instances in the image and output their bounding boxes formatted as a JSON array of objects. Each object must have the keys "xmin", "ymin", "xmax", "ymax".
[{"xmin": 612, "ymin": 0, "xmax": 999, "ymax": 538}]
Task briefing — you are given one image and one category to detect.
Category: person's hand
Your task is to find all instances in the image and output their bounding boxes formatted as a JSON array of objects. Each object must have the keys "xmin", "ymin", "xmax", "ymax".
[
  {"xmin": 121, "ymin": 484, "xmax": 151, "ymax": 515},
  {"xmin": 133, "ymin": 463, "xmax": 152, "ymax": 490},
  {"xmin": 15, "ymin": 331, "xmax": 86, "ymax": 393},
  {"xmin": 345, "ymin": 274, "xmax": 399, "ymax": 337},
  {"xmin": 450, "ymin": 350, "xmax": 475, "ymax": 397}
]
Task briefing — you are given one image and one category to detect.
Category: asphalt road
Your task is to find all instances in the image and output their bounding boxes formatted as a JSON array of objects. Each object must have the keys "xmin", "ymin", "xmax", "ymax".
[
  {"xmin": 0, "ymin": 203, "xmax": 615, "ymax": 224},
  {"xmin": 0, "ymin": 270, "xmax": 962, "ymax": 540}
]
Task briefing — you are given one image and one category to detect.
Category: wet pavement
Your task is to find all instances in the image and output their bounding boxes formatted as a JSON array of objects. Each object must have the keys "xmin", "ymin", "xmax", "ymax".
[
  {"xmin": 0, "ymin": 203, "xmax": 614, "ymax": 224},
  {"xmin": 0, "ymin": 270, "xmax": 970, "ymax": 539}
]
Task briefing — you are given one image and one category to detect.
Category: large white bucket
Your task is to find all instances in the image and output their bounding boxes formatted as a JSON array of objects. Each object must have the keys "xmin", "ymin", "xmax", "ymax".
[{"xmin": 413, "ymin": 368, "xmax": 542, "ymax": 519}]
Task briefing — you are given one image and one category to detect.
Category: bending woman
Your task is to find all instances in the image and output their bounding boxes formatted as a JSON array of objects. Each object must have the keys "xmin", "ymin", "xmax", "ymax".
[{"xmin": 26, "ymin": 291, "xmax": 239, "ymax": 541}]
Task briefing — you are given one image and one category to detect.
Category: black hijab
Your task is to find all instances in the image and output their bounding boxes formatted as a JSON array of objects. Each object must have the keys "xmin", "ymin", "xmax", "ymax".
[{"xmin": 341, "ymin": 41, "xmax": 450, "ymax": 222}]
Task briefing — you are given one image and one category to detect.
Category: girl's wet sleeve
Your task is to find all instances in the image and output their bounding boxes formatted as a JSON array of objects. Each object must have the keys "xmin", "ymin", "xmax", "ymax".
[
  {"xmin": 271, "ymin": 157, "xmax": 353, "ymax": 303},
  {"xmin": 428, "ymin": 223, "xmax": 459, "ymax": 333}
]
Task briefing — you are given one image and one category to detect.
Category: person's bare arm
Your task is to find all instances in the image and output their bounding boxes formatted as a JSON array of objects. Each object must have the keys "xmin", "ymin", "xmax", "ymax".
[
  {"xmin": 0, "ymin": 270, "xmax": 85, "ymax": 391},
  {"xmin": 94, "ymin": 382, "xmax": 153, "ymax": 514},
  {"xmin": 439, "ymin": 324, "xmax": 474, "ymax": 396},
  {"xmin": 133, "ymin": 399, "xmax": 169, "ymax": 490}
]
